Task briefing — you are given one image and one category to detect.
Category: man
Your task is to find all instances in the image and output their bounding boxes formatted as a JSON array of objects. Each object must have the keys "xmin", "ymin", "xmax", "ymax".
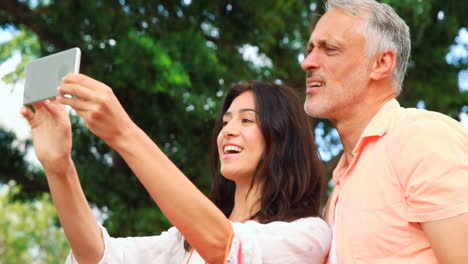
[{"xmin": 302, "ymin": 0, "xmax": 468, "ymax": 263}]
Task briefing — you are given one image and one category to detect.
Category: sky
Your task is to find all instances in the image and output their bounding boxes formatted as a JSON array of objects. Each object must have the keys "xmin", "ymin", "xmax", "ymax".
[
  {"xmin": 0, "ymin": 28, "xmax": 38, "ymax": 165},
  {"xmin": 0, "ymin": 52, "xmax": 39, "ymax": 165},
  {"xmin": 0, "ymin": 52, "xmax": 28, "ymax": 139}
]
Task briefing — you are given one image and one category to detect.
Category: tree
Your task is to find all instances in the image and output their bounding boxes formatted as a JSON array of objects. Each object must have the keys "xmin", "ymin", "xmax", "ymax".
[
  {"xmin": 0, "ymin": 182, "xmax": 69, "ymax": 263},
  {"xmin": 0, "ymin": 0, "xmax": 466, "ymax": 241}
]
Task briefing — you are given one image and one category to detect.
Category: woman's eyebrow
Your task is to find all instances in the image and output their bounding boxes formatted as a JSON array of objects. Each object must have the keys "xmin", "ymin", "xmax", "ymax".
[
  {"xmin": 223, "ymin": 108, "xmax": 256, "ymax": 117},
  {"xmin": 239, "ymin": 108, "xmax": 256, "ymax": 114}
]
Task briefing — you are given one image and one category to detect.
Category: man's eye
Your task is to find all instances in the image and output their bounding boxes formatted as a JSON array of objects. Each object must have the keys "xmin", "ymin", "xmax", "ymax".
[{"xmin": 325, "ymin": 46, "xmax": 338, "ymax": 52}]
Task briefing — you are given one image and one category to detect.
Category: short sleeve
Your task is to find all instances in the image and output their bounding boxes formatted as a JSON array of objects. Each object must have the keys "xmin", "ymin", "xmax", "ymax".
[
  {"xmin": 225, "ymin": 217, "xmax": 331, "ymax": 264},
  {"xmin": 65, "ymin": 225, "xmax": 187, "ymax": 264},
  {"xmin": 391, "ymin": 111, "xmax": 468, "ymax": 222}
]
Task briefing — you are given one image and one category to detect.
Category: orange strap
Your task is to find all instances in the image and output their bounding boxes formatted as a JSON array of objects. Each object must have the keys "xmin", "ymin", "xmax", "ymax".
[
  {"xmin": 185, "ymin": 249, "xmax": 195, "ymax": 264},
  {"xmin": 186, "ymin": 224, "xmax": 238, "ymax": 264},
  {"xmin": 237, "ymin": 236, "xmax": 243, "ymax": 264},
  {"xmin": 223, "ymin": 223, "xmax": 234, "ymax": 263}
]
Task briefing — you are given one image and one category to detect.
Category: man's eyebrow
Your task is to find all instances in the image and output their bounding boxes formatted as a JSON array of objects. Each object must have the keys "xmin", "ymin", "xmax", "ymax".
[{"xmin": 307, "ymin": 39, "xmax": 343, "ymax": 51}]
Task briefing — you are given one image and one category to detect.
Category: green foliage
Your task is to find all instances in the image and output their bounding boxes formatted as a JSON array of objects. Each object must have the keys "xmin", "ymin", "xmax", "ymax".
[
  {"xmin": 0, "ymin": 0, "xmax": 466, "ymax": 252},
  {"xmin": 0, "ymin": 29, "xmax": 40, "ymax": 83},
  {"xmin": 0, "ymin": 129, "xmax": 49, "ymax": 198},
  {"xmin": 385, "ymin": 0, "xmax": 468, "ymax": 117},
  {"xmin": 0, "ymin": 182, "xmax": 69, "ymax": 263}
]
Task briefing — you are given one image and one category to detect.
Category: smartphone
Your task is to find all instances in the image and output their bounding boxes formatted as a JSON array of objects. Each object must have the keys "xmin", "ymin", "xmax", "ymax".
[{"xmin": 23, "ymin": 47, "xmax": 81, "ymax": 105}]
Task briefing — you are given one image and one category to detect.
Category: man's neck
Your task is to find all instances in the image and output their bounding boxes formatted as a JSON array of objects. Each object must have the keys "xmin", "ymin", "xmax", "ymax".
[{"xmin": 333, "ymin": 94, "xmax": 394, "ymax": 166}]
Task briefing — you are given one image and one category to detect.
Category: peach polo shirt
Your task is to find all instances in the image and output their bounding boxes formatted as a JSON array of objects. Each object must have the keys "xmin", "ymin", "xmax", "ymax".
[{"xmin": 325, "ymin": 99, "xmax": 468, "ymax": 264}]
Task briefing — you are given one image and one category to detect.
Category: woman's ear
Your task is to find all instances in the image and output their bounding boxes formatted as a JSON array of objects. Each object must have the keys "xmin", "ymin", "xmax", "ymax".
[{"xmin": 370, "ymin": 49, "xmax": 396, "ymax": 81}]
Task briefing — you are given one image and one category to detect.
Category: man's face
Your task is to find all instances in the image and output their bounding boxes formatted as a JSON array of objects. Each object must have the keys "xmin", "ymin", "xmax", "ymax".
[{"xmin": 302, "ymin": 8, "xmax": 372, "ymax": 121}]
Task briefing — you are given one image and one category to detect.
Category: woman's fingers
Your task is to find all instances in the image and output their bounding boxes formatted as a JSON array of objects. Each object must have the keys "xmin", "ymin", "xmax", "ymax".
[
  {"xmin": 20, "ymin": 105, "xmax": 35, "ymax": 123},
  {"xmin": 57, "ymin": 73, "xmax": 132, "ymax": 146},
  {"xmin": 42, "ymin": 99, "xmax": 69, "ymax": 120},
  {"xmin": 56, "ymin": 95, "xmax": 94, "ymax": 112},
  {"xmin": 21, "ymin": 100, "xmax": 60, "ymax": 128},
  {"xmin": 31, "ymin": 101, "xmax": 45, "ymax": 111},
  {"xmin": 59, "ymin": 74, "xmax": 114, "ymax": 109},
  {"xmin": 62, "ymin": 73, "xmax": 106, "ymax": 91},
  {"xmin": 58, "ymin": 83, "xmax": 95, "ymax": 101},
  {"xmin": 57, "ymin": 96, "xmax": 91, "ymax": 114}
]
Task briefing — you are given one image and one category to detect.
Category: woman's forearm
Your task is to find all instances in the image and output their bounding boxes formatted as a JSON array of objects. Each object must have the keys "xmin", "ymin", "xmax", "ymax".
[
  {"xmin": 44, "ymin": 158, "xmax": 104, "ymax": 264},
  {"xmin": 110, "ymin": 124, "xmax": 230, "ymax": 263},
  {"xmin": 56, "ymin": 74, "xmax": 231, "ymax": 262}
]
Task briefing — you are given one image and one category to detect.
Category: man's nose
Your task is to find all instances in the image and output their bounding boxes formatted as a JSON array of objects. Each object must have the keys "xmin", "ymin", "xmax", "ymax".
[{"xmin": 301, "ymin": 49, "xmax": 320, "ymax": 72}]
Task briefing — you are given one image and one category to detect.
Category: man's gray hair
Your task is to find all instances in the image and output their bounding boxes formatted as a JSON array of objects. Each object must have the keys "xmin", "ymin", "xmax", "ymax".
[{"xmin": 326, "ymin": 0, "xmax": 411, "ymax": 95}]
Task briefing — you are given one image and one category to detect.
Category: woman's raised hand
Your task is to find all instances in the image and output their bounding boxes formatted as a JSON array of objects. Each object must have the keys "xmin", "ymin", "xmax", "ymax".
[
  {"xmin": 21, "ymin": 100, "xmax": 72, "ymax": 174},
  {"xmin": 57, "ymin": 73, "xmax": 135, "ymax": 147},
  {"xmin": 22, "ymin": 96, "xmax": 105, "ymax": 264}
]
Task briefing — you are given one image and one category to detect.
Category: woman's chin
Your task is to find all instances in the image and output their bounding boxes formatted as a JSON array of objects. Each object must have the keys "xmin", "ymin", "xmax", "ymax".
[
  {"xmin": 220, "ymin": 170, "xmax": 237, "ymax": 181},
  {"xmin": 220, "ymin": 168, "xmax": 253, "ymax": 183}
]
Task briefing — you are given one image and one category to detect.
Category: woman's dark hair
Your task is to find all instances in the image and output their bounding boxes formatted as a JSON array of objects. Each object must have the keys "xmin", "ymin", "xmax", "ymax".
[{"xmin": 210, "ymin": 81, "xmax": 324, "ymax": 223}]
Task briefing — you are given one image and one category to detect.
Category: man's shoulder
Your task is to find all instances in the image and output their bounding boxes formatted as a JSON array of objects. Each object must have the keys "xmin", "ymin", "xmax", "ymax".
[
  {"xmin": 382, "ymin": 107, "xmax": 467, "ymax": 195},
  {"xmin": 389, "ymin": 106, "xmax": 465, "ymax": 133},
  {"xmin": 379, "ymin": 106, "xmax": 467, "ymax": 160}
]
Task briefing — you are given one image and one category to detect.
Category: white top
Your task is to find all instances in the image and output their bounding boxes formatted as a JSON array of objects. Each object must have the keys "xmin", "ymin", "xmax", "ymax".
[{"xmin": 65, "ymin": 217, "xmax": 331, "ymax": 264}]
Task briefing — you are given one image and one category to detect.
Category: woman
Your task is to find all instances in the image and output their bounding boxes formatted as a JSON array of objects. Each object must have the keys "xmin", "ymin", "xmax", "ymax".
[{"xmin": 21, "ymin": 75, "xmax": 331, "ymax": 263}]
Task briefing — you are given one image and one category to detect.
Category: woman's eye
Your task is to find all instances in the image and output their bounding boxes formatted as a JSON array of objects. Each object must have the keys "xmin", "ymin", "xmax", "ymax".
[
  {"xmin": 222, "ymin": 121, "xmax": 228, "ymax": 126},
  {"xmin": 242, "ymin": 119, "xmax": 253, "ymax": 123}
]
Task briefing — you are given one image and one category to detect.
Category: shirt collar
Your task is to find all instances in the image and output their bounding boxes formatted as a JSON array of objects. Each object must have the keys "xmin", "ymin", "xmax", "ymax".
[
  {"xmin": 358, "ymin": 99, "xmax": 400, "ymax": 139},
  {"xmin": 332, "ymin": 99, "xmax": 400, "ymax": 183}
]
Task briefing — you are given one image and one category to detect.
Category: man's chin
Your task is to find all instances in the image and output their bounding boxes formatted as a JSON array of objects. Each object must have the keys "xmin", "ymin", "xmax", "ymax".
[{"xmin": 304, "ymin": 102, "xmax": 328, "ymax": 119}]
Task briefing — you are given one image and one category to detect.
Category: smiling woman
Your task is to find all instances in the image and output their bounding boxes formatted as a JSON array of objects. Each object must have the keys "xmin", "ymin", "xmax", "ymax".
[
  {"xmin": 212, "ymin": 82, "xmax": 328, "ymax": 225},
  {"xmin": 216, "ymin": 91, "xmax": 266, "ymax": 189},
  {"xmin": 21, "ymin": 75, "xmax": 331, "ymax": 263}
]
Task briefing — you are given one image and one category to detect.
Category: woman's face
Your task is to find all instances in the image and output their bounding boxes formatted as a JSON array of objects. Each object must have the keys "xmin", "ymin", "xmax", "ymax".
[{"xmin": 217, "ymin": 91, "xmax": 266, "ymax": 184}]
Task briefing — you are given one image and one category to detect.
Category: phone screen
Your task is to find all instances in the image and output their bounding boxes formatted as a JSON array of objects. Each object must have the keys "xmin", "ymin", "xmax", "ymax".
[{"xmin": 23, "ymin": 47, "xmax": 81, "ymax": 105}]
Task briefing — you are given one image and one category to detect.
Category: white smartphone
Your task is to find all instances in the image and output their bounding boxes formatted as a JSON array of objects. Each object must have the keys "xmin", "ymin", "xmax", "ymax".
[{"xmin": 23, "ymin": 47, "xmax": 81, "ymax": 105}]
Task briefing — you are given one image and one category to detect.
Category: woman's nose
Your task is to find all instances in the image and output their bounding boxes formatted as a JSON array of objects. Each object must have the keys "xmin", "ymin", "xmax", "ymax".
[{"xmin": 222, "ymin": 121, "xmax": 239, "ymax": 137}]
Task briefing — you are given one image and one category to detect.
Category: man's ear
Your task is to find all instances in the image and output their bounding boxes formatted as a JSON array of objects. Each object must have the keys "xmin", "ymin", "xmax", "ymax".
[{"xmin": 370, "ymin": 49, "xmax": 396, "ymax": 81}]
